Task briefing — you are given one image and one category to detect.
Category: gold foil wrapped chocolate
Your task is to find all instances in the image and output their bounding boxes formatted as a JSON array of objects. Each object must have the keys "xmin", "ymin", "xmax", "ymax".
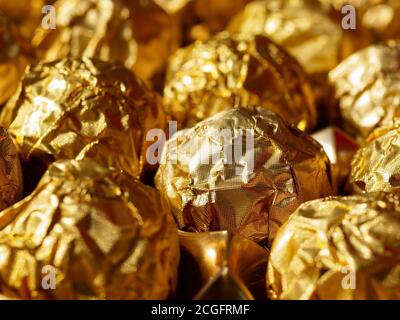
[
  {"xmin": 164, "ymin": 32, "xmax": 316, "ymax": 131},
  {"xmin": 0, "ymin": 13, "xmax": 33, "ymax": 106},
  {"xmin": 329, "ymin": 40, "xmax": 400, "ymax": 141},
  {"xmin": 228, "ymin": 0, "xmax": 343, "ymax": 76},
  {"xmin": 0, "ymin": 159, "xmax": 179, "ymax": 299},
  {"xmin": 0, "ymin": 127, "xmax": 23, "ymax": 210},
  {"xmin": 0, "ymin": 58, "xmax": 167, "ymax": 181},
  {"xmin": 177, "ymin": 231, "xmax": 268, "ymax": 300},
  {"xmin": 155, "ymin": 107, "xmax": 334, "ymax": 248},
  {"xmin": 267, "ymin": 192, "xmax": 400, "ymax": 300},
  {"xmin": 349, "ymin": 125, "xmax": 400, "ymax": 194},
  {"xmin": 32, "ymin": 0, "xmax": 181, "ymax": 84}
]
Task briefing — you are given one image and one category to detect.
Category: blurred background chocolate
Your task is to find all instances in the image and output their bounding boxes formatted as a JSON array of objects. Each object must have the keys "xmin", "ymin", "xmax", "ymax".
[
  {"xmin": 31, "ymin": 0, "xmax": 181, "ymax": 89},
  {"xmin": 0, "ymin": 159, "xmax": 179, "ymax": 299},
  {"xmin": 177, "ymin": 231, "xmax": 268, "ymax": 300},
  {"xmin": 164, "ymin": 32, "xmax": 316, "ymax": 131},
  {"xmin": 329, "ymin": 40, "xmax": 400, "ymax": 142},
  {"xmin": 267, "ymin": 192, "xmax": 400, "ymax": 300},
  {"xmin": 156, "ymin": 107, "xmax": 334, "ymax": 248},
  {"xmin": 0, "ymin": 13, "xmax": 34, "ymax": 106},
  {"xmin": 0, "ymin": 58, "xmax": 167, "ymax": 192}
]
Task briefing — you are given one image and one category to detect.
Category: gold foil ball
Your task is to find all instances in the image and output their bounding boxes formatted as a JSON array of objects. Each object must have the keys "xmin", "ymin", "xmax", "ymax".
[
  {"xmin": 0, "ymin": 13, "xmax": 33, "ymax": 106},
  {"xmin": 329, "ymin": 40, "xmax": 400, "ymax": 141},
  {"xmin": 0, "ymin": 159, "xmax": 179, "ymax": 299},
  {"xmin": 228, "ymin": 0, "xmax": 343, "ymax": 76},
  {"xmin": 349, "ymin": 125, "xmax": 400, "ymax": 194},
  {"xmin": 155, "ymin": 107, "xmax": 334, "ymax": 248},
  {"xmin": 32, "ymin": 0, "xmax": 181, "ymax": 85},
  {"xmin": 0, "ymin": 57, "xmax": 167, "ymax": 180},
  {"xmin": 164, "ymin": 32, "xmax": 316, "ymax": 131},
  {"xmin": 267, "ymin": 192, "xmax": 400, "ymax": 300}
]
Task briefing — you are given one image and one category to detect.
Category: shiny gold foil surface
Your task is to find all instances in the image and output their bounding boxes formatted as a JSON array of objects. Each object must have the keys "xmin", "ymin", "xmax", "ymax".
[
  {"xmin": 32, "ymin": 0, "xmax": 181, "ymax": 84},
  {"xmin": 349, "ymin": 126, "xmax": 400, "ymax": 194},
  {"xmin": 0, "ymin": 13, "xmax": 33, "ymax": 106},
  {"xmin": 0, "ymin": 159, "xmax": 179, "ymax": 299},
  {"xmin": 177, "ymin": 231, "xmax": 268, "ymax": 300},
  {"xmin": 267, "ymin": 192, "xmax": 400, "ymax": 300},
  {"xmin": 329, "ymin": 40, "xmax": 400, "ymax": 141},
  {"xmin": 0, "ymin": 127, "xmax": 23, "ymax": 210},
  {"xmin": 164, "ymin": 32, "xmax": 316, "ymax": 131},
  {"xmin": 228, "ymin": 0, "xmax": 343, "ymax": 76},
  {"xmin": 0, "ymin": 58, "xmax": 167, "ymax": 180},
  {"xmin": 155, "ymin": 107, "xmax": 334, "ymax": 248}
]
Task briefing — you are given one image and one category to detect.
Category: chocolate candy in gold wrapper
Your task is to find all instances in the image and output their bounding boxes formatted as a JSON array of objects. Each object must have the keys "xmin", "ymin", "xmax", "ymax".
[
  {"xmin": 312, "ymin": 126, "xmax": 359, "ymax": 193},
  {"xmin": 0, "ymin": 13, "xmax": 34, "ymax": 106},
  {"xmin": 155, "ymin": 107, "xmax": 334, "ymax": 248},
  {"xmin": 0, "ymin": 127, "xmax": 23, "ymax": 210},
  {"xmin": 32, "ymin": 0, "xmax": 180, "ymax": 85},
  {"xmin": 164, "ymin": 32, "xmax": 316, "ymax": 131},
  {"xmin": 349, "ymin": 125, "xmax": 400, "ymax": 194},
  {"xmin": 329, "ymin": 40, "xmax": 400, "ymax": 141},
  {"xmin": 0, "ymin": 159, "xmax": 179, "ymax": 299},
  {"xmin": 177, "ymin": 231, "xmax": 268, "ymax": 300},
  {"xmin": 0, "ymin": 58, "xmax": 167, "ymax": 187},
  {"xmin": 267, "ymin": 192, "xmax": 400, "ymax": 300}
]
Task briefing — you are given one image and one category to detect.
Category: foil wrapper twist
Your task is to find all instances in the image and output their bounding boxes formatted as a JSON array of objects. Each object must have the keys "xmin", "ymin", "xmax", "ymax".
[
  {"xmin": 32, "ymin": 0, "xmax": 181, "ymax": 85},
  {"xmin": 164, "ymin": 32, "xmax": 316, "ymax": 131},
  {"xmin": 329, "ymin": 40, "xmax": 400, "ymax": 141},
  {"xmin": 267, "ymin": 192, "xmax": 400, "ymax": 300},
  {"xmin": 155, "ymin": 106, "xmax": 334, "ymax": 248},
  {"xmin": 0, "ymin": 159, "xmax": 179, "ymax": 299},
  {"xmin": 0, "ymin": 57, "xmax": 167, "ymax": 182}
]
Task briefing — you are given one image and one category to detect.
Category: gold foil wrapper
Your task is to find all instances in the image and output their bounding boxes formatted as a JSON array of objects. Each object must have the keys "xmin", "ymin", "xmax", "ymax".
[
  {"xmin": 0, "ymin": 159, "xmax": 179, "ymax": 299},
  {"xmin": 164, "ymin": 32, "xmax": 316, "ymax": 131},
  {"xmin": 228, "ymin": 0, "xmax": 343, "ymax": 76},
  {"xmin": 329, "ymin": 40, "xmax": 400, "ymax": 141},
  {"xmin": 0, "ymin": 127, "xmax": 23, "ymax": 210},
  {"xmin": 0, "ymin": 58, "xmax": 167, "ymax": 182},
  {"xmin": 0, "ymin": 13, "xmax": 33, "ymax": 106},
  {"xmin": 267, "ymin": 192, "xmax": 400, "ymax": 300},
  {"xmin": 177, "ymin": 231, "xmax": 268, "ymax": 300},
  {"xmin": 349, "ymin": 125, "xmax": 400, "ymax": 194},
  {"xmin": 155, "ymin": 107, "xmax": 334, "ymax": 248},
  {"xmin": 32, "ymin": 0, "xmax": 181, "ymax": 85}
]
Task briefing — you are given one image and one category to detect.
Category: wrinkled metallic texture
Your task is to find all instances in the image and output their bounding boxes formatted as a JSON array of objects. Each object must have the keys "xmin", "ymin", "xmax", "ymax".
[
  {"xmin": 267, "ymin": 192, "xmax": 400, "ymax": 300},
  {"xmin": 0, "ymin": 14, "xmax": 33, "ymax": 106},
  {"xmin": 0, "ymin": 58, "xmax": 167, "ymax": 180},
  {"xmin": 0, "ymin": 159, "xmax": 179, "ymax": 299},
  {"xmin": 177, "ymin": 231, "xmax": 268, "ymax": 300},
  {"xmin": 155, "ymin": 107, "xmax": 334, "ymax": 248},
  {"xmin": 32, "ymin": 0, "xmax": 181, "ymax": 84},
  {"xmin": 349, "ymin": 126, "xmax": 400, "ymax": 194},
  {"xmin": 321, "ymin": 0, "xmax": 400, "ymax": 41},
  {"xmin": 228, "ymin": 0, "xmax": 343, "ymax": 76},
  {"xmin": 312, "ymin": 127, "xmax": 358, "ymax": 192},
  {"xmin": 164, "ymin": 32, "xmax": 316, "ymax": 131},
  {"xmin": 0, "ymin": 127, "xmax": 22, "ymax": 210},
  {"xmin": 329, "ymin": 40, "xmax": 400, "ymax": 141}
]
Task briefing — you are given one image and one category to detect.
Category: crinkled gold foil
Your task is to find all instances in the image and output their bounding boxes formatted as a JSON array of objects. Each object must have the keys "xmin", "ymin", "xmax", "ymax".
[
  {"xmin": 267, "ymin": 192, "xmax": 400, "ymax": 300},
  {"xmin": 228, "ymin": 0, "xmax": 343, "ymax": 76},
  {"xmin": 349, "ymin": 126, "xmax": 400, "ymax": 194},
  {"xmin": 0, "ymin": 58, "xmax": 167, "ymax": 182},
  {"xmin": 0, "ymin": 127, "xmax": 23, "ymax": 210},
  {"xmin": 0, "ymin": 159, "xmax": 179, "ymax": 299},
  {"xmin": 155, "ymin": 107, "xmax": 334, "ymax": 248},
  {"xmin": 0, "ymin": 13, "xmax": 34, "ymax": 106},
  {"xmin": 177, "ymin": 231, "xmax": 268, "ymax": 300},
  {"xmin": 32, "ymin": 0, "xmax": 181, "ymax": 85},
  {"xmin": 329, "ymin": 40, "xmax": 400, "ymax": 141},
  {"xmin": 164, "ymin": 32, "xmax": 316, "ymax": 131}
]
